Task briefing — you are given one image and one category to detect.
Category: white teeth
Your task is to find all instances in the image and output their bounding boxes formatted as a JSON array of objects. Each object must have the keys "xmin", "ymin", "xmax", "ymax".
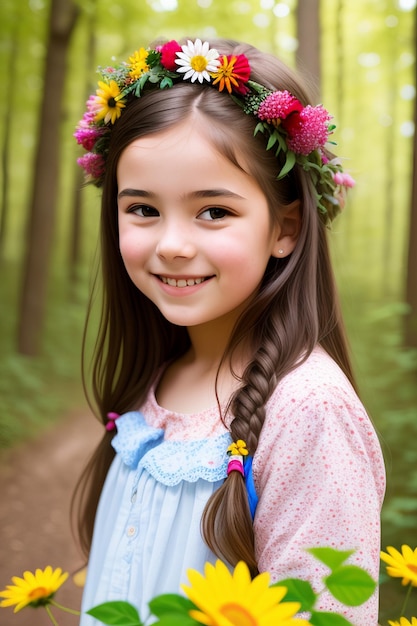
[{"xmin": 160, "ymin": 276, "xmax": 205, "ymax": 287}]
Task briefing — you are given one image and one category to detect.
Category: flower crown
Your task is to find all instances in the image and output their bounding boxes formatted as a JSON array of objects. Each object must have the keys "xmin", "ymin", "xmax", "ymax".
[{"xmin": 74, "ymin": 38, "xmax": 355, "ymax": 224}]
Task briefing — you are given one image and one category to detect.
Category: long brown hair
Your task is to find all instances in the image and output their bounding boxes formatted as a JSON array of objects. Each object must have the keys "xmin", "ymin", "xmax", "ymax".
[{"xmin": 73, "ymin": 39, "xmax": 355, "ymax": 572}]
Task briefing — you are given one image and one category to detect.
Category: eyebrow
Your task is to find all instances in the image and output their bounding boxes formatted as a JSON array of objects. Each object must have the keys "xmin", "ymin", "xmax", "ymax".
[{"xmin": 117, "ymin": 188, "xmax": 245, "ymax": 200}]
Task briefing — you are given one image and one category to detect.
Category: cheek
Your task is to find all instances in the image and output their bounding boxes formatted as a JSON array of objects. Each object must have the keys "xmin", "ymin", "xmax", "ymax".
[{"xmin": 118, "ymin": 231, "xmax": 147, "ymax": 270}]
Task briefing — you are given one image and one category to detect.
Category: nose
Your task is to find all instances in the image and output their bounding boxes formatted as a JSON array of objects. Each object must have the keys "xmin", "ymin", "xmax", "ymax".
[{"xmin": 155, "ymin": 222, "xmax": 197, "ymax": 261}]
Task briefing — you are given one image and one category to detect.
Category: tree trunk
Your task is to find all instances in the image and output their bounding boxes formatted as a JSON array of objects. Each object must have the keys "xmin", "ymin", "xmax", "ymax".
[
  {"xmin": 0, "ymin": 12, "xmax": 20, "ymax": 260},
  {"xmin": 405, "ymin": 9, "xmax": 417, "ymax": 347},
  {"xmin": 17, "ymin": 0, "xmax": 79, "ymax": 355},
  {"xmin": 296, "ymin": 0, "xmax": 321, "ymax": 101}
]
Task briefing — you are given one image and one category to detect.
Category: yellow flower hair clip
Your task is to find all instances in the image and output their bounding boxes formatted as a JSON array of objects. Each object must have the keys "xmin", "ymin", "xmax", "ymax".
[{"xmin": 227, "ymin": 440, "xmax": 249, "ymax": 457}]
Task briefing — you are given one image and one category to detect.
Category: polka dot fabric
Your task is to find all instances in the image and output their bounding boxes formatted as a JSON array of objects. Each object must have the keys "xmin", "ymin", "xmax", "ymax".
[{"xmin": 252, "ymin": 347, "xmax": 385, "ymax": 624}]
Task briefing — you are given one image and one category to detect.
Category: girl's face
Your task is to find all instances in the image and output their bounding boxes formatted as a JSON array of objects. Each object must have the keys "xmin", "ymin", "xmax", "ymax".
[{"xmin": 117, "ymin": 120, "xmax": 287, "ymax": 332}]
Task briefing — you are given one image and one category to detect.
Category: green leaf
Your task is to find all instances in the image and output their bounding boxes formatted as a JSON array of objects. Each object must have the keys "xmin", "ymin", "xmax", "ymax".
[
  {"xmin": 274, "ymin": 130, "xmax": 287, "ymax": 152},
  {"xmin": 154, "ymin": 616, "xmax": 200, "ymax": 626},
  {"xmin": 309, "ymin": 610, "xmax": 353, "ymax": 626},
  {"xmin": 272, "ymin": 578, "xmax": 316, "ymax": 612},
  {"xmin": 254, "ymin": 122, "xmax": 266, "ymax": 136},
  {"xmin": 325, "ymin": 565, "xmax": 377, "ymax": 606},
  {"xmin": 149, "ymin": 593, "xmax": 195, "ymax": 618},
  {"xmin": 266, "ymin": 133, "xmax": 278, "ymax": 150},
  {"xmin": 160, "ymin": 77, "xmax": 173, "ymax": 89},
  {"xmin": 86, "ymin": 601, "xmax": 142, "ymax": 626},
  {"xmin": 307, "ymin": 547, "xmax": 354, "ymax": 571},
  {"xmin": 277, "ymin": 150, "xmax": 296, "ymax": 178}
]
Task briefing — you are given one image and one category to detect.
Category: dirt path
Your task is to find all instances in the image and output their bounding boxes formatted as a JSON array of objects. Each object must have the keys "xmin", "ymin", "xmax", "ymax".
[{"xmin": 0, "ymin": 410, "xmax": 102, "ymax": 626}]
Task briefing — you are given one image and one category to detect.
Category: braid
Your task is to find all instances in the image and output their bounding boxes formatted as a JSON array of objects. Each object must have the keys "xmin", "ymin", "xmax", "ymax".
[
  {"xmin": 201, "ymin": 330, "xmax": 282, "ymax": 574},
  {"xmin": 230, "ymin": 344, "xmax": 278, "ymax": 453}
]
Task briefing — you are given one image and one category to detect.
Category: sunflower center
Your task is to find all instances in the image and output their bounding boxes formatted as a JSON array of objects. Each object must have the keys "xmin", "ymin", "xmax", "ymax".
[
  {"xmin": 28, "ymin": 586, "xmax": 49, "ymax": 600},
  {"xmin": 107, "ymin": 97, "xmax": 116, "ymax": 108},
  {"xmin": 220, "ymin": 603, "xmax": 257, "ymax": 626},
  {"xmin": 190, "ymin": 55, "xmax": 208, "ymax": 72},
  {"xmin": 407, "ymin": 564, "xmax": 417, "ymax": 574}
]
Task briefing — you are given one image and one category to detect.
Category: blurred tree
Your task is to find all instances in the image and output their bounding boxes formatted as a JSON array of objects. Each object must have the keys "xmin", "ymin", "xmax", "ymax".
[
  {"xmin": 296, "ymin": 0, "xmax": 321, "ymax": 100},
  {"xmin": 405, "ymin": 8, "xmax": 417, "ymax": 348},
  {"xmin": 17, "ymin": 0, "xmax": 79, "ymax": 356},
  {"xmin": 0, "ymin": 6, "xmax": 19, "ymax": 260},
  {"xmin": 69, "ymin": 4, "xmax": 97, "ymax": 291},
  {"xmin": 334, "ymin": 0, "xmax": 344, "ymax": 125}
]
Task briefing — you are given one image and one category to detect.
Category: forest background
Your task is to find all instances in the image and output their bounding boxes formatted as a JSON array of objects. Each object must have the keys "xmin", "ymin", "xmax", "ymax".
[{"xmin": 0, "ymin": 0, "xmax": 416, "ymax": 623}]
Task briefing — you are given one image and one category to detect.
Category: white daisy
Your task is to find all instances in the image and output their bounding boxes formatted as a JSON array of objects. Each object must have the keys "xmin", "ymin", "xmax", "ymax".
[{"xmin": 175, "ymin": 39, "xmax": 220, "ymax": 83}]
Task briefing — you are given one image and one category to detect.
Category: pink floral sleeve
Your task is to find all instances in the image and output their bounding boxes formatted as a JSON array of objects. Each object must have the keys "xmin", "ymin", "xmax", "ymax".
[{"xmin": 252, "ymin": 349, "xmax": 385, "ymax": 626}]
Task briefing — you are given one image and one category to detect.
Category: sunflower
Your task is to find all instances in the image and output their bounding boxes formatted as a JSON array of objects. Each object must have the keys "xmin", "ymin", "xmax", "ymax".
[
  {"xmin": 388, "ymin": 619, "xmax": 417, "ymax": 626},
  {"xmin": 0, "ymin": 566, "xmax": 68, "ymax": 613},
  {"xmin": 381, "ymin": 545, "xmax": 417, "ymax": 586},
  {"xmin": 175, "ymin": 39, "xmax": 220, "ymax": 83},
  {"xmin": 93, "ymin": 80, "xmax": 126, "ymax": 125},
  {"xmin": 182, "ymin": 560, "xmax": 310, "ymax": 626}
]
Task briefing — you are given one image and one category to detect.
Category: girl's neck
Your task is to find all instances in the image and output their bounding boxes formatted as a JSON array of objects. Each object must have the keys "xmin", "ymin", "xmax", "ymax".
[{"xmin": 155, "ymin": 321, "xmax": 246, "ymax": 414}]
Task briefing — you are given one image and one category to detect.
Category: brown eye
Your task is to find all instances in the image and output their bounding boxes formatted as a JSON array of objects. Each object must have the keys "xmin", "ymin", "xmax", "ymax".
[
  {"xmin": 199, "ymin": 207, "xmax": 229, "ymax": 220},
  {"xmin": 129, "ymin": 205, "xmax": 159, "ymax": 217}
]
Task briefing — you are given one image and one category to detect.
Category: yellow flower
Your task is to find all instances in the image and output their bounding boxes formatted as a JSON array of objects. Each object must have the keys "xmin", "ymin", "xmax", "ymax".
[
  {"xmin": 381, "ymin": 545, "xmax": 417, "ymax": 586},
  {"xmin": 72, "ymin": 566, "xmax": 87, "ymax": 588},
  {"xmin": 388, "ymin": 618, "xmax": 417, "ymax": 626},
  {"xmin": 93, "ymin": 80, "xmax": 125, "ymax": 124},
  {"xmin": 0, "ymin": 566, "xmax": 68, "ymax": 613},
  {"xmin": 227, "ymin": 440, "xmax": 249, "ymax": 456},
  {"xmin": 128, "ymin": 47, "xmax": 149, "ymax": 79},
  {"xmin": 182, "ymin": 560, "xmax": 310, "ymax": 626}
]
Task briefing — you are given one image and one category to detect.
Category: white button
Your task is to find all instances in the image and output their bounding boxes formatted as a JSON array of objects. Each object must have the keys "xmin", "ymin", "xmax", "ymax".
[{"xmin": 126, "ymin": 526, "xmax": 136, "ymax": 537}]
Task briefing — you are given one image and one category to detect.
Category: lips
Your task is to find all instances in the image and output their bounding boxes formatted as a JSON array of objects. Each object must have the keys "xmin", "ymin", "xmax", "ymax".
[{"xmin": 159, "ymin": 276, "xmax": 207, "ymax": 288}]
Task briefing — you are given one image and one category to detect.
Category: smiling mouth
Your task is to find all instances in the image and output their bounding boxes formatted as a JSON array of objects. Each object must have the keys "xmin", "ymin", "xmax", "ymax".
[{"xmin": 159, "ymin": 276, "xmax": 210, "ymax": 288}]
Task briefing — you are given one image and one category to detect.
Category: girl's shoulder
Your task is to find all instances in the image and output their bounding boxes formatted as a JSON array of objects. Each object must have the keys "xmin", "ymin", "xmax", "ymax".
[{"xmin": 267, "ymin": 345, "xmax": 361, "ymax": 413}]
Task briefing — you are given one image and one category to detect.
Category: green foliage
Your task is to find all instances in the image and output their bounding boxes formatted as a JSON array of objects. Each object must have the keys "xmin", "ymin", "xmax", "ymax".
[
  {"xmin": 279, "ymin": 547, "xmax": 376, "ymax": 620},
  {"xmin": 87, "ymin": 601, "xmax": 143, "ymax": 626},
  {"xmin": 325, "ymin": 567, "xmax": 376, "ymax": 607},
  {"xmin": 273, "ymin": 578, "xmax": 316, "ymax": 613},
  {"xmin": 149, "ymin": 594, "xmax": 200, "ymax": 625},
  {"xmin": 308, "ymin": 548, "xmax": 355, "ymax": 571},
  {"xmin": 0, "ymin": 261, "xmax": 89, "ymax": 448}
]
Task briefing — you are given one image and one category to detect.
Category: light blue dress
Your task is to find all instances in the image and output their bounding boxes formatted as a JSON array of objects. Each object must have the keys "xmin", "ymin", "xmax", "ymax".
[{"xmin": 79, "ymin": 400, "xmax": 232, "ymax": 625}]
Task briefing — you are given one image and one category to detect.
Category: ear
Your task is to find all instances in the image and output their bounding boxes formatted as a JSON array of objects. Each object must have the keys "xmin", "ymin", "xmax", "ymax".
[{"xmin": 271, "ymin": 200, "xmax": 301, "ymax": 258}]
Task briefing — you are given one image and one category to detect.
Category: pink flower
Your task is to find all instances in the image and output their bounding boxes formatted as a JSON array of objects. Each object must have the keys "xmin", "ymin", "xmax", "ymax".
[
  {"xmin": 74, "ymin": 126, "xmax": 103, "ymax": 151},
  {"xmin": 86, "ymin": 94, "xmax": 99, "ymax": 113},
  {"xmin": 77, "ymin": 152, "xmax": 105, "ymax": 180},
  {"xmin": 283, "ymin": 105, "xmax": 332, "ymax": 155},
  {"xmin": 257, "ymin": 90, "xmax": 303, "ymax": 123},
  {"xmin": 160, "ymin": 40, "xmax": 182, "ymax": 71},
  {"xmin": 333, "ymin": 171, "xmax": 355, "ymax": 188}
]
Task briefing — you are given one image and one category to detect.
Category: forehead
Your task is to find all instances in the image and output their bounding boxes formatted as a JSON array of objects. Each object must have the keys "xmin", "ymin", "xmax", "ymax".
[{"xmin": 116, "ymin": 121, "xmax": 269, "ymax": 206}]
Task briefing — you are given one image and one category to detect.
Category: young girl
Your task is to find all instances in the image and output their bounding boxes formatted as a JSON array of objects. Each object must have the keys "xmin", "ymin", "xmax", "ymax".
[{"xmin": 74, "ymin": 38, "xmax": 385, "ymax": 625}]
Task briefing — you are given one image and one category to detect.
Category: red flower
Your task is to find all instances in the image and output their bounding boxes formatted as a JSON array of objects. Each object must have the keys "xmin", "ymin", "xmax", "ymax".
[
  {"xmin": 257, "ymin": 90, "xmax": 303, "ymax": 124},
  {"xmin": 211, "ymin": 54, "xmax": 251, "ymax": 94},
  {"xmin": 160, "ymin": 40, "xmax": 182, "ymax": 71}
]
